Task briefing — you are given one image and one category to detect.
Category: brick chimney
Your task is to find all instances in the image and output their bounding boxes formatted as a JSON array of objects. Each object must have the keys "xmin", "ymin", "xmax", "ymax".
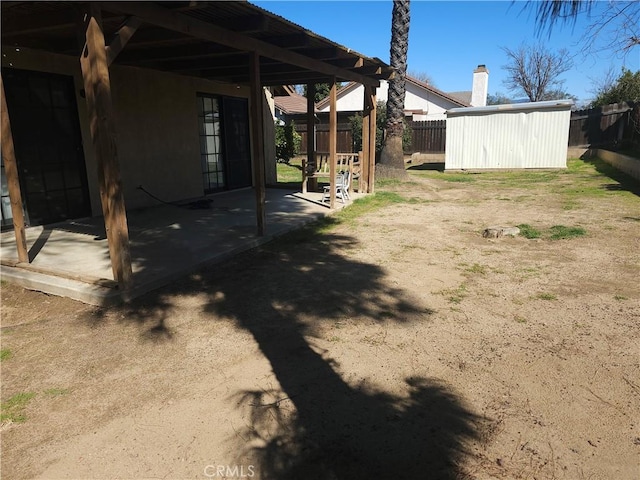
[{"xmin": 471, "ymin": 64, "xmax": 489, "ymax": 107}]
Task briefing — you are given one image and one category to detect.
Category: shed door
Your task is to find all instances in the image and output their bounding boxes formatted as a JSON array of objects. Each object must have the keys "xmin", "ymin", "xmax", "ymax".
[{"xmin": 2, "ymin": 68, "xmax": 90, "ymax": 226}]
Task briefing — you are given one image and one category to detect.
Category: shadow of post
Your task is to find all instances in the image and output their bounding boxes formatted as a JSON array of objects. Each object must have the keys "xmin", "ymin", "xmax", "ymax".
[{"xmin": 98, "ymin": 225, "xmax": 485, "ymax": 479}]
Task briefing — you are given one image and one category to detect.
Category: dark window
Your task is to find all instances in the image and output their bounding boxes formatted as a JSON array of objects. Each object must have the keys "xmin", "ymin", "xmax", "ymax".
[
  {"xmin": 2, "ymin": 68, "xmax": 90, "ymax": 226},
  {"xmin": 197, "ymin": 94, "xmax": 224, "ymax": 193}
]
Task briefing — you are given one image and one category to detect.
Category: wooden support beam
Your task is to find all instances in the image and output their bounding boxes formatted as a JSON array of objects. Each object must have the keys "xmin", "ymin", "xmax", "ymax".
[
  {"xmin": 224, "ymin": 14, "xmax": 269, "ymax": 33},
  {"xmin": 106, "ymin": 15, "xmax": 142, "ymax": 66},
  {"xmin": 329, "ymin": 77, "xmax": 337, "ymax": 209},
  {"xmin": 249, "ymin": 51, "xmax": 266, "ymax": 236},
  {"xmin": 360, "ymin": 84, "xmax": 372, "ymax": 194},
  {"xmin": 247, "ymin": 73, "xmax": 334, "ymax": 87},
  {"xmin": 368, "ymin": 89, "xmax": 377, "ymax": 194},
  {"xmin": 117, "ymin": 42, "xmax": 235, "ymax": 63},
  {"xmin": 303, "ymin": 83, "xmax": 316, "ymax": 194},
  {"xmin": 100, "ymin": 2, "xmax": 381, "ymax": 87},
  {"xmin": 295, "ymin": 47, "xmax": 339, "ymax": 60},
  {"xmin": 0, "ymin": 73, "xmax": 28, "ymax": 263},
  {"xmin": 2, "ymin": 8, "xmax": 84, "ymax": 36},
  {"xmin": 261, "ymin": 33, "xmax": 309, "ymax": 49},
  {"xmin": 353, "ymin": 66, "xmax": 382, "ymax": 76},
  {"xmin": 79, "ymin": 3, "xmax": 133, "ymax": 289},
  {"xmin": 328, "ymin": 57, "xmax": 364, "ymax": 69}
]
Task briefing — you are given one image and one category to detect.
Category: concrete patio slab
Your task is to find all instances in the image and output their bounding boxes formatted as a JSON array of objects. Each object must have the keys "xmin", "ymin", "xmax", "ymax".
[{"xmin": 1, "ymin": 188, "xmax": 358, "ymax": 305}]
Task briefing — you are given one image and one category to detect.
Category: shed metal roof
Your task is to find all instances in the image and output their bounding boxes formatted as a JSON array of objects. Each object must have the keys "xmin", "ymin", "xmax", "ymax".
[{"xmin": 447, "ymin": 100, "xmax": 574, "ymax": 116}]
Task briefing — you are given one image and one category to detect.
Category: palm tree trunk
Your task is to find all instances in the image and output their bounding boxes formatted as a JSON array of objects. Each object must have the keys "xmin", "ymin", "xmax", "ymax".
[{"xmin": 380, "ymin": 0, "xmax": 410, "ymax": 173}]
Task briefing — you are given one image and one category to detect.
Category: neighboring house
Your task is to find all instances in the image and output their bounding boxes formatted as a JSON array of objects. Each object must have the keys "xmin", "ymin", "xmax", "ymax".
[
  {"xmin": 316, "ymin": 65, "xmax": 489, "ymax": 121},
  {"xmin": 0, "ymin": 1, "xmax": 390, "ymax": 289},
  {"xmin": 272, "ymin": 87, "xmax": 312, "ymax": 125}
]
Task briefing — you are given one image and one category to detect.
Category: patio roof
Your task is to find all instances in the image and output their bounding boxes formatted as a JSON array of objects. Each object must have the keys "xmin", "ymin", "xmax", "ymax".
[
  {"xmin": 1, "ymin": 1, "xmax": 394, "ymax": 87},
  {"xmin": 0, "ymin": 1, "xmax": 383, "ymax": 293}
]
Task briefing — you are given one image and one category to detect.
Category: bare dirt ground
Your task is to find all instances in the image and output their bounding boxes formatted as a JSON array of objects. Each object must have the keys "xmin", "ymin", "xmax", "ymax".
[{"xmin": 1, "ymin": 158, "xmax": 639, "ymax": 480}]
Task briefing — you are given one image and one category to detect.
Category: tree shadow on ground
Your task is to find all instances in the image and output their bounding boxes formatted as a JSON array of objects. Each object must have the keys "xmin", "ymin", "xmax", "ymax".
[
  {"xmin": 407, "ymin": 162, "xmax": 445, "ymax": 172},
  {"xmin": 93, "ymin": 221, "xmax": 485, "ymax": 478}
]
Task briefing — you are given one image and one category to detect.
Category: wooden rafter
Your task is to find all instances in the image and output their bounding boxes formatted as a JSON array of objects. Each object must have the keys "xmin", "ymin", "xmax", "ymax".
[
  {"xmin": 2, "ymin": 7, "xmax": 83, "ymax": 36},
  {"xmin": 115, "ymin": 42, "xmax": 235, "ymax": 63},
  {"xmin": 106, "ymin": 15, "xmax": 142, "ymax": 65},
  {"xmin": 328, "ymin": 57, "xmax": 364, "ymax": 69},
  {"xmin": 99, "ymin": 2, "xmax": 381, "ymax": 87},
  {"xmin": 224, "ymin": 14, "xmax": 270, "ymax": 34}
]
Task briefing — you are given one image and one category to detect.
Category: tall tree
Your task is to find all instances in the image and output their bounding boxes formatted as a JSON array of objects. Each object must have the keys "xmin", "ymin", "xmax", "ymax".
[
  {"xmin": 591, "ymin": 68, "xmax": 640, "ymax": 107},
  {"xmin": 303, "ymin": 83, "xmax": 340, "ymax": 103},
  {"xmin": 408, "ymin": 70, "xmax": 434, "ymax": 86},
  {"xmin": 524, "ymin": 1, "xmax": 640, "ymax": 56},
  {"xmin": 379, "ymin": 0, "xmax": 410, "ymax": 173},
  {"xmin": 487, "ymin": 92, "xmax": 513, "ymax": 105},
  {"xmin": 502, "ymin": 43, "xmax": 573, "ymax": 102}
]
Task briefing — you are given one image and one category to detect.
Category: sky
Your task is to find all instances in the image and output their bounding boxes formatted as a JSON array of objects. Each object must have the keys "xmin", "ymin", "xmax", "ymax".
[{"xmin": 253, "ymin": 0, "xmax": 640, "ymax": 106}]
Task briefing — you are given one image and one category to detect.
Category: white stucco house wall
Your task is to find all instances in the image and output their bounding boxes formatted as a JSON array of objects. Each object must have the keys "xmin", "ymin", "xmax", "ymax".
[{"xmin": 316, "ymin": 65, "xmax": 489, "ymax": 121}]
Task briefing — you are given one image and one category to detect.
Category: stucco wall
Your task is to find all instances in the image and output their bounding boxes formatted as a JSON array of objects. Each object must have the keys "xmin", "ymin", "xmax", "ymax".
[
  {"xmin": 109, "ymin": 66, "xmax": 250, "ymax": 209},
  {"xmin": 2, "ymin": 47, "xmax": 258, "ymax": 215},
  {"xmin": 317, "ymin": 80, "xmax": 460, "ymax": 121}
]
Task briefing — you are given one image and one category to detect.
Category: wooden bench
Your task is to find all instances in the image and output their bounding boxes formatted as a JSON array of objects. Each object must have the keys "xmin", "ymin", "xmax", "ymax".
[{"xmin": 302, "ymin": 152, "xmax": 360, "ymax": 194}]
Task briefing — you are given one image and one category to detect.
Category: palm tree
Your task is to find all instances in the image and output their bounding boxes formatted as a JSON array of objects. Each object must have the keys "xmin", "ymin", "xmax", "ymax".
[
  {"xmin": 379, "ymin": 0, "xmax": 410, "ymax": 173},
  {"xmin": 526, "ymin": 0, "xmax": 639, "ymax": 54}
]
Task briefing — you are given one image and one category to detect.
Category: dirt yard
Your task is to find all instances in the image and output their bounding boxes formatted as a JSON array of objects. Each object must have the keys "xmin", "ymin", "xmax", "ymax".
[{"xmin": 1, "ymin": 158, "xmax": 639, "ymax": 480}]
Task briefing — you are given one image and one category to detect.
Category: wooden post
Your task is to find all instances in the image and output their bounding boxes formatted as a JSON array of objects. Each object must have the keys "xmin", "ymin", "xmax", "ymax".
[
  {"xmin": 329, "ymin": 77, "xmax": 337, "ymax": 209},
  {"xmin": 361, "ymin": 84, "xmax": 372, "ymax": 194},
  {"xmin": 368, "ymin": 89, "xmax": 377, "ymax": 194},
  {"xmin": 303, "ymin": 82, "xmax": 316, "ymax": 193},
  {"xmin": 79, "ymin": 4, "xmax": 133, "ymax": 288},
  {"xmin": 0, "ymin": 73, "xmax": 29, "ymax": 263},
  {"xmin": 249, "ymin": 51, "xmax": 266, "ymax": 236}
]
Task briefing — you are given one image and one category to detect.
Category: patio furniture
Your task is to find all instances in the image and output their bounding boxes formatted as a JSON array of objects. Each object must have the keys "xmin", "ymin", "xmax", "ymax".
[
  {"xmin": 302, "ymin": 152, "xmax": 359, "ymax": 194},
  {"xmin": 322, "ymin": 170, "xmax": 351, "ymax": 204}
]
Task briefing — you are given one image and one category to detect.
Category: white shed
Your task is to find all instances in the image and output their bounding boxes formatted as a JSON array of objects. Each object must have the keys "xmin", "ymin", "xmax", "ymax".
[{"xmin": 445, "ymin": 100, "xmax": 573, "ymax": 170}]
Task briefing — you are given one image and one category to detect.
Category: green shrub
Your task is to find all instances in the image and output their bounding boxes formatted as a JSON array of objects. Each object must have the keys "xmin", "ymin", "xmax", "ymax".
[{"xmin": 275, "ymin": 121, "xmax": 301, "ymax": 163}]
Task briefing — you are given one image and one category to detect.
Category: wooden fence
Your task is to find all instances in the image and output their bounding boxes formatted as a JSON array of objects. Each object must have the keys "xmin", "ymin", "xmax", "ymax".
[
  {"xmin": 295, "ymin": 120, "xmax": 447, "ymax": 154},
  {"xmin": 408, "ymin": 120, "xmax": 446, "ymax": 153},
  {"xmin": 293, "ymin": 103, "xmax": 639, "ymax": 155},
  {"xmin": 295, "ymin": 123, "xmax": 353, "ymax": 153},
  {"xmin": 568, "ymin": 102, "xmax": 639, "ymax": 148}
]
